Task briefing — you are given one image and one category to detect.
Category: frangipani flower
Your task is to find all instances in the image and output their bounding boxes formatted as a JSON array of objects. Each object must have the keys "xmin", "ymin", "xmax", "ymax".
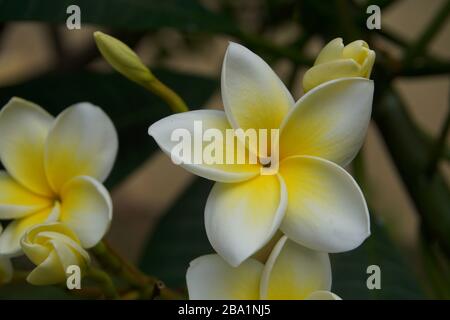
[
  {"xmin": 0, "ymin": 97, "xmax": 117, "ymax": 256},
  {"xmin": 21, "ymin": 222, "xmax": 90, "ymax": 285},
  {"xmin": 149, "ymin": 42, "xmax": 373, "ymax": 266},
  {"xmin": 0, "ymin": 224, "xmax": 13, "ymax": 285},
  {"xmin": 187, "ymin": 235, "xmax": 340, "ymax": 300},
  {"xmin": 303, "ymin": 38, "xmax": 375, "ymax": 92}
]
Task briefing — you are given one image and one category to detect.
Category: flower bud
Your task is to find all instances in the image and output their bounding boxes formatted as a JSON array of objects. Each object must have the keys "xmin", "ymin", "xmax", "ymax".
[
  {"xmin": 94, "ymin": 31, "xmax": 154, "ymax": 87},
  {"xmin": 303, "ymin": 38, "xmax": 375, "ymax": 92},
  {"xmin": 21, "ymin": 222, "xmax": 90, "ymax": 285}
]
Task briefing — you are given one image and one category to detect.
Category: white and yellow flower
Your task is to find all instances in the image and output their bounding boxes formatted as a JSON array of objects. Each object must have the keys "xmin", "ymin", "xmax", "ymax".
[
  {"xmin": 149, "ymin": 42, "xmax": 373, "ymax": 266},
  {"xmin": 303, "ymin": 38, "xmax": 375, "ymax": 92},
  {"xmin": 21, "ymin": 222, "xmax": 90, "ymax": 285},
  {"xmin": 187, "ymin": 235, "xmax": 340, "ymax": 300},
  {"xmin": 0, "ymin": 97, "xmax": 117, "ymax": 256},
  {"xmin": 0, "ymin": 224, "xmax": 13, "ymax": 285}
]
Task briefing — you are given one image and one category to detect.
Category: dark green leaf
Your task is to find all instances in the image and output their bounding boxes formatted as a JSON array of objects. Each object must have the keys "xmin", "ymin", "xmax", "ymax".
[
  {"xmin": 0, "ymin": 0, "xmax": 237, "ymax": 33},
  {"xmin": 331, "ymin": 218, "xmax": 425, "ymax": 299}
]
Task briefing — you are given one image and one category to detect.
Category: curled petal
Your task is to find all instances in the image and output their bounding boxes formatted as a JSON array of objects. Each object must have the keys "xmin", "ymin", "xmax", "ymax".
[{"xmin": 60, "ymin": 176, "xmax": 112, "ymax": 248}]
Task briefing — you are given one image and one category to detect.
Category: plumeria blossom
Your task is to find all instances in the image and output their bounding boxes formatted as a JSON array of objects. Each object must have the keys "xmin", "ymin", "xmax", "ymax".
[
  {"xmin": 149, "ymin": 42, "xmax": 373, "ymax": 267},
  {"xmin": 187, "ymin": 235, "xmax": 340, "ymax": 300},
  {"xmin": 21, "ymin": 222, "xmax": 90, "ymax": 285},
  {"xmin": 0, "ymin": 224, "xmax": 13, "ymax": 285},
  {"xmin": 0, "ymin": 97, "xmax": 117, "ymax": 256},
  {"xmin": 303, "ymin": 38, "xmax": 375, "ymax": 92}
]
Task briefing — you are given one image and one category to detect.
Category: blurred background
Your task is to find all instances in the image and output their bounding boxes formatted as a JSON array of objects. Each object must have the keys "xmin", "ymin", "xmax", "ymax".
[{"xmin": 0, "ymin": 0, "xmax": 449, "ymax": 299}]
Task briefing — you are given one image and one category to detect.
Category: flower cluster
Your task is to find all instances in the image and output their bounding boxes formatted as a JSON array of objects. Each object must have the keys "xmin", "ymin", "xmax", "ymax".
[
  {"xmin": 150, "ymin": 38, "xmax": 375, "ymax": 299},
  {"xmin": 0, "ymin": 98, "xmax": 117, "ymax": 285}
]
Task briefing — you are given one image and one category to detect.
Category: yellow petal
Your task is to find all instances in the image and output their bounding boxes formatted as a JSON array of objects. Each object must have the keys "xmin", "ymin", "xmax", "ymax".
[
  {"xmin": 205, "ymin": 174, "xmax": 287, "ymax": 266},
  {"xmin": 222, "ymin": 42, "xmax": 293, "ymax": 134},
  {"xmin": 45, "ymin": 103, "xmax": 118, "ymax": 192},
  {"xmin": 0, "ymin": 256, "xmax": 13, "ymax": 285},
  {"xmin": 280, "ymin": 78, "xmax": 373, "ymax": 166},
  {"xmin": 149, "ymin": 110, "xmax": 260, "ymax": 182},
  {"xmin": 26, "ymin": 250, "xmax": 66, "ymax": 285},
  {"xmin": 0, "ymin": 171, "xmax": 53, "ymax": 219},
  {"xmin": 260, "ymin": 236, "xmax": 331, "ymax": 300},
  {"xmin": 0, "ymin": 204, "xmax": 59, "ymax": 256},
  {"xmin": 314, "ymin": 38, "xmax": 344, "ymax": 65},
  {"xmin": 302, "ymin": 59, "xmax": 361, "ymax": 93},
  {"xmin": 187, "ymin": 254, "xmax": 263, "ymax": 300},
  {"xmin": 0, "ymin": 97, "xmax": 54, "ymax": 196},
  {"xmin": 279, "ymin": 156, "xmax": 370, "ymax": 253},
  {"xmin": 60, "ymin": 176, "xmax": 112, "ymax": 248}
]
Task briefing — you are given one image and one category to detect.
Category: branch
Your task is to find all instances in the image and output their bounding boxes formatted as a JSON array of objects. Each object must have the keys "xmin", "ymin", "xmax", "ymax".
[{"xmin": 403, "ymin": 0, "xmax": 450, "ymax": 66}]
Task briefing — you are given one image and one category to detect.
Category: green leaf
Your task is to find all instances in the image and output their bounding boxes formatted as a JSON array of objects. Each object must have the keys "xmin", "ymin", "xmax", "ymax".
[
  {"xmin": 0, "ymin": 70, "xmax": 217, "ymax": 188},
  {"xmin": 141, "ymin": 186, "xmax": 425, "ymax": 299},
  {"xmin": 0, "ymin": 0, "xmax": 237, "ymax": 33},
  {"xmin": 331, "ymin": 217, "xmax": 425, "ymax": 299},
  {"xmin": 139, "ymin": 178, "xmax": 213, "ymax": 288}
]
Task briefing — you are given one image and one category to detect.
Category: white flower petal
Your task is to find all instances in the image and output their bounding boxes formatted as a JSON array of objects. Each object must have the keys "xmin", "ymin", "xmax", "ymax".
[
  {"xmin": 59, "ymin": 176, "xmax": 112, "ymax": 248},
  {"xmin": 0, "ymin": 97, "xmax": 54, "ymax": 196},
  {"xmin": 45, "ymin": 103, "xmax": 118, "ymax": 193},
  {"xmin": 279, "ymin": 156, "xmax": 370, "ymax": 253},
  {"xmin": 26, "ymin": 250, "xmax": 65, "ymax": 285},
  {"xmin": 260, "ymin": 236, "xmax": 331, "ymax": 300},
  {"xmin": 306, "ymin": 290, "xmax": 342, "ymax": 300},
  {"xmin": 186, "ymin": 254, "xmax": 263, "ymax": 300},
  {"xmin": 222, "ymin": 42, "xmax": 294, "ymax": 132},
  {"xmin": 149, "ymin": 110, "xmax": 260, "ymax": 182},
  {"xmin": 280, "ymin": 78, "xmax": 374, "ymax": 166},
  {"xmin": 0, "ymin": 171, "xmax": 53, "ymax": 219},
  {"xmin": 205, "ymin": 174, "xmax": 287, "ymax": 267}
]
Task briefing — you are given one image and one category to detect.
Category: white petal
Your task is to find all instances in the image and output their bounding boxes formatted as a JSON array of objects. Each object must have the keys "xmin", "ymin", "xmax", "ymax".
[
  {"xmin": 222, "ymin": 42, "xmax": 294, "ymax": 132},
  {"xmin": 280, "ymin": 78, "xmax": 374, "ymax": 166},
  {"xmin": 186, "ymin": 254, "xmax": 263, "ymax": 300},
  {"xmin": 205, "ymin": 174, "xmax": 287, "ymax": 267},
  {"xmin": 0, "ymin": 97, "xmax": 54, "ymax": 196},
  {"xmin": 279, "ymin": 156, "xmax": 370, "ymax": 253},
  {"xmin": 260, "ymin": 236, "xmax": 331, "ymax": 300},
  {"xmin": 59, "ymin": 176, "xmax": 112, "ymax": 248},
  {"xmin": 26, "ymin": 250, "xmax": 65, "ymax": 285},
  {"xmin": 0, "ymin": 171, "xmax": 53, "ymax": 219},
  {"xmin": 149, "ymin": 110, "xmax": 260, "ymax": 182},
  {"xmin": 306, "ymin": 290, "xmax": 342, "ymax": 300},
  {"xmin": 45, "ymin": 103, "xmax": 118, "ymax": 193}
]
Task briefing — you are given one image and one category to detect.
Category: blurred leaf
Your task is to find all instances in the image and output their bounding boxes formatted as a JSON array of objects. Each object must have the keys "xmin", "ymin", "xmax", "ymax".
[
  {"xmin": 0, "ymin": 0, "xmax": 237, "ymax": 33},
  {"xmin": 139, "ymin": 178, "xmax": 213, "ymax": 287},
  {"xmin": 331, "ymin": 217, "xmax": 425, "ymax": 299},
  {"xmin": 141, "ymin": 187, "xmax": 425, "ymax": 299},
  {"xmin": 0, "ymin": 70, "xmax": 217, "ymax": 188}
]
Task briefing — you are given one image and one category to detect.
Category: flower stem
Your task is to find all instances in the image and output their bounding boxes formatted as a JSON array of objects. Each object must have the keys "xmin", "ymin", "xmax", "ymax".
[
  {"xmin": 143, "ymin": 77, "xmax": 189, "ymax": 113},
  {"xmin": 91, "ymin": 240, "xmax": 185, "ymax": 299},
  {"xmin": 85, "ymin": 266, "xmax": 119, "ymax": 299}
]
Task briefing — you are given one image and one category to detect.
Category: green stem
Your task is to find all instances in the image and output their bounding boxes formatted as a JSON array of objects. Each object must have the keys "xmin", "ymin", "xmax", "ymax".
[
  {"xmin": 91, "ymin": 240, "xmax": 185, "ymax": 299},
  {"xmin": 144, "ymin": 77, "xmax": 189, "ymax": 113},
  {"xmin": 403, "ymin": 0, "xmax": 450, "ymax": 66},
  {"xmin": 85, "ymin": 267, "xmax": 119, "ymax": 299}
]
